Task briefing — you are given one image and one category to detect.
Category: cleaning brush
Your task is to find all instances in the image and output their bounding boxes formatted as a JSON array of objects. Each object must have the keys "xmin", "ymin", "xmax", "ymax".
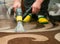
[{"xmin": 15, "ymin": 8, "xmax": 25, "ymax": 32}]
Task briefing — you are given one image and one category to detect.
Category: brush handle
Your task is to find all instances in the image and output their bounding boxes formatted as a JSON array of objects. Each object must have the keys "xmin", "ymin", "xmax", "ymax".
[
  {"xmin": 16, "ymin": 8, "xmax": 22, "ymax": 16},
  {"xmin": 16, "ymin": 8, "xmax": 23, "ymax": 21},
  {"xmin": 23, "ymin": 7, "xmax": 32, "ymax": 19}
]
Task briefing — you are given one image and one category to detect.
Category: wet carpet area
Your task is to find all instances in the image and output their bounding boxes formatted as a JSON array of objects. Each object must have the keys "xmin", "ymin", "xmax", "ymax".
[{"xmin": 0, "ymin": 19, "xmax": 16, "ymax": 29}]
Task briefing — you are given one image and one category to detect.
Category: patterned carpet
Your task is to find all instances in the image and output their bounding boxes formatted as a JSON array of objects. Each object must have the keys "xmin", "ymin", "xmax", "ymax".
[
  {"xmin": 0, "ymin": 19, "xmax": 60, "ymax": 44},
  {"xmin": 0, "ymin": 30, "xmax": 60, "ymax": 44}
]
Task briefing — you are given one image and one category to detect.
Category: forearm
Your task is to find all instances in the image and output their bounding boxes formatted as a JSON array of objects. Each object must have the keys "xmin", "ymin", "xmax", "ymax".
[
  {"xmin": 13, "ymin": 0, "xmax": 20, "ymax": 3},
  {"xmin": 36, "ymin": 0, "xmax": 44, "ymax": 4}
]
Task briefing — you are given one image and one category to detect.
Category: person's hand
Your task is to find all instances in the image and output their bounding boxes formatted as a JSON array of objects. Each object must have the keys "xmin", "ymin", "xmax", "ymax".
[
  {"xmin": 31, "ymin": 0, "xmax": 42, "ymax": 14},
  {"xmin": 13, "ymin": 1, "xmax": 21, "ymax": 12}
]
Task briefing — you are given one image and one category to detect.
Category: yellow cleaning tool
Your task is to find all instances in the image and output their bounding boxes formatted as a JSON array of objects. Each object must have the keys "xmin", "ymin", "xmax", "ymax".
[
  {"xmin": 23, "ymin": 7, "xmax": 32, "ymax": 22},
  {"xmin": 16, "ymin": 16, "xmax": 22, "ymax": 22},
  {"xmin": 38, "ymin": 15, "xmax": 49, "ymax": 24},
  {"xmin": 15, "ymin": 8, "xmax": 25, "ymax": 32},
  {"xmin": 23, "ymin": 13, "xmax": 32, "ymax": 22},
  {"xmin": 15, "ymin": 8, "xmax": 22, "ymax": 22}
]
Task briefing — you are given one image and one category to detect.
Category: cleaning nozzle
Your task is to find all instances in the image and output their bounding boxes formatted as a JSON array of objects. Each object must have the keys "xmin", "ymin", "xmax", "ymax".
[
  {"xmin": 16, "ymin": 8, "xmax": 22, "ymax": 22},
  {"xmin": 15, "ymin": 8, "xmax": 25, "ymax": 32}
]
